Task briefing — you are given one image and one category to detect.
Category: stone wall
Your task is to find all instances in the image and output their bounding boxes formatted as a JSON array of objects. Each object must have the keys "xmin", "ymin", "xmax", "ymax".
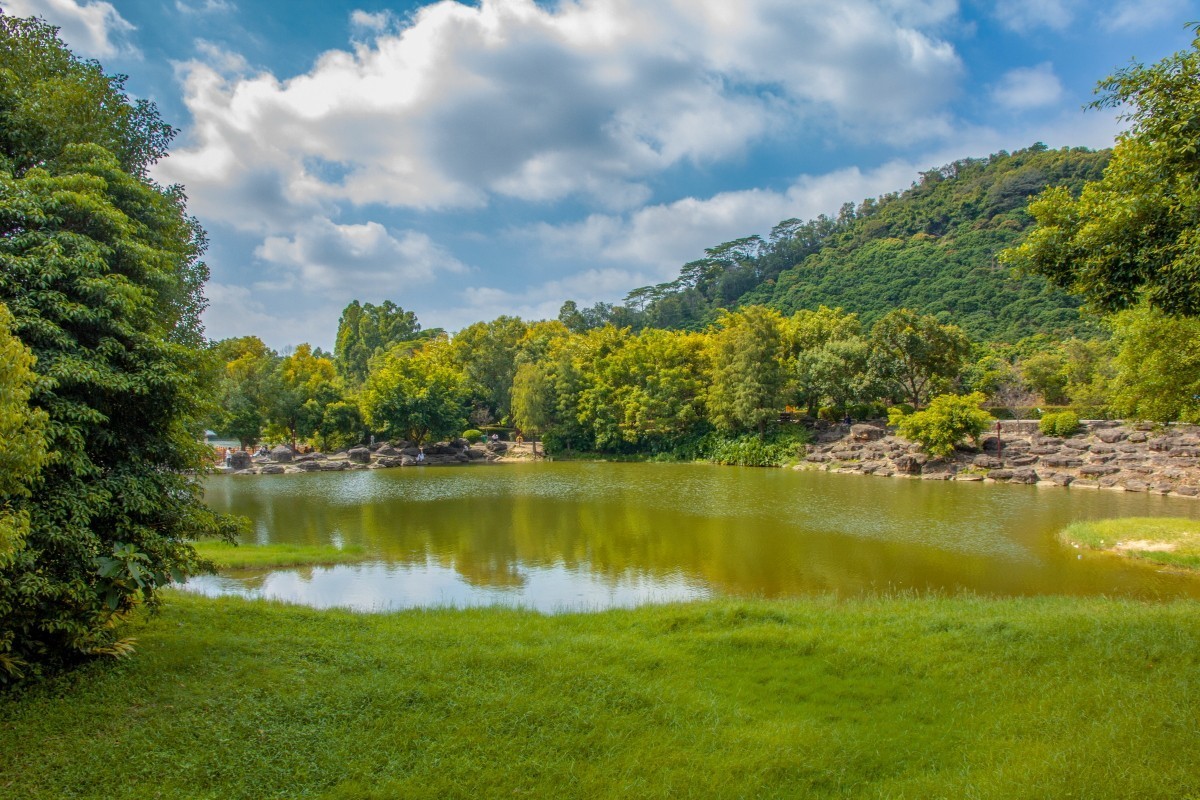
[{"xmin": 799, "ymin": 420, "xmax": 1200, "ymax": 498}]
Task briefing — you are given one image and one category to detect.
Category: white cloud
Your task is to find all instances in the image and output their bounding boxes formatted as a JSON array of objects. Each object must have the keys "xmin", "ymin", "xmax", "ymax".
[
  {"xmin": 452, "ymin": 267, "xmax": 647, "ymax": 328},
  {"xmin": 993, "ymin": 0, "xmax": 1077, "ymax": 32},
  {"xmin": 522, "ymin": 160, "xmax": 926, "ymax": 279},
  {"xmin": 4, "ymin": 0, "xmax": 135, "ymax": 58},
  {"xmin": 157, "ymin": 0, "xmax": 966, "ymax": 228},
  {"xmin": 252, "ymin": 217, "xmax": 467, "ymax": 294},
  {"xmin": 990, "ymin": 63, "xmax": 1064, "ymax": 111},
  {"xmin": 1102, "ymin": 0, "xmax": 1188, "ymax": 32},
  {"xmin": 175, "ymin": 0, "xmax": 235, "ymax": 14}
]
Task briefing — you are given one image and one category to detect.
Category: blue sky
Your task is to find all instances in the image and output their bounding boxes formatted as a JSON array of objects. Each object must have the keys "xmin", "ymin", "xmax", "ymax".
[{"xmin": 6, "ymin": 0, "xmax": 1200, "ymax": 351}]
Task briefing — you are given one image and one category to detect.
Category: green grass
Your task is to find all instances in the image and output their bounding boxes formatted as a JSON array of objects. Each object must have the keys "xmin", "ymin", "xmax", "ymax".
[
  {"xmin": 4, "ymin": 592, "xmax": 1200, "ymax": 799},
  {"xmin": 1060, "ymin": 517, "xmax": 1200, "ymax": 570},
  {"xmin": 193, "ymin": 540, "xmax": 368, "ymax": 569}
]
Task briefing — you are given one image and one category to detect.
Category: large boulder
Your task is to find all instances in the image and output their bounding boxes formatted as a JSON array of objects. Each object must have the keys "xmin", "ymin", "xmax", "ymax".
[
  {"xmin": 1095, "ymin": 428, "xmax": 1128, "ymax": 444},
  {"xmin": 229, "ymin": 450, "xmax": 253, "ymax": 470},
  {"xmin": 894, "ymin": 453, "xmax": 926, "ymax": 475},
  {"xmin": 269, "ymin": 445, "xmax": 293, "ymax": 463},
  {"xmin": 850, "ymin": 424, "xmax": 886, "ymax": 441},
  {"xmin": 347, "ymin": 447, "xmax": 372, "ymax": 464},
  {"xmin": 486, "ymin": 440, "xmax": 509, "ymax": 453},
  {"xmin": 375, "ymin": 444, "xmax": 400, "ymax": 457}
]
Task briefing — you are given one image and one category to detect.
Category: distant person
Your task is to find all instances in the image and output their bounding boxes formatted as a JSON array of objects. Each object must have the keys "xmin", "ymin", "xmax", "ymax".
[{"xmin": 843, "ymin": 413, "xmax": 852, "ymax": 425}]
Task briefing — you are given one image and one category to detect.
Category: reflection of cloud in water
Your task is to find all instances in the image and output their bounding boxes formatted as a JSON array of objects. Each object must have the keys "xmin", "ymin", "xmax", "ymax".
[{"xmin": 183, "ymin": 560, "xmax": 711, "ymax": 613}]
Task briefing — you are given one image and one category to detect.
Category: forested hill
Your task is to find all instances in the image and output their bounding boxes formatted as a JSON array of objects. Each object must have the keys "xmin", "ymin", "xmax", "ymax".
[{"xmin": 615, "ymin": 145, "xmax": 1111, "ymax": 342}]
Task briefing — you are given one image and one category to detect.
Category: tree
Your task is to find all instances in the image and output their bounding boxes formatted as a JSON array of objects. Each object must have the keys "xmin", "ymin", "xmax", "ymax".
[
  {"xmin": 0, "ymin": 15, "xmax": 238, "ymax": 681},
  {"xmin": 360, "ymin": 341, "xmax": 468, "ymax": 445},
  {"xmin": 706, "ymin": 306, "xmax": 792, "ymax": 436},
  {"xmin": 268, "ymin": 344, "xmax": 340, "ymax": 450},
  {"xmin": 1003, "ymin": 28, "xmax": 1200, "ymax": 315},
  {"xmin": 0, "ymin": 304, "xmax": 47, "ymax": 563},
  {"xmin": 890, "ymin": 393, "xmax": 993, "ymax": 458},
  {"xmin": 1108, "ymin": 306, "xmax": 1200, "ymax": 423},
  {"xmin": 209, "ymin": 336, "xmax": 277, "ymax": 447},
  {"xmin": 450, "ymin": 316, "xmax": 528, "ymax": 423},
  {"xmin": 334, "ymin": 300, "xmax": 421, "ymax": 385},
  {"xmin": 795, "ymin": 336, "xmax": 876, "ymax": 415},
  {"xmin": 870, "ymin": 309, "xmax": 971, "ymax": 409}
]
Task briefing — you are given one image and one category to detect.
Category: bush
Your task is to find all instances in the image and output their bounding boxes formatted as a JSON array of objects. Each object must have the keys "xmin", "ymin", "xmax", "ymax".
[
  {"xmin": 1039, "ymin": 411, "xmax": 1081, "ymax": 437},
  {"xmin": 700, "ymin": 430, "xmax": 811, "ymax": 467},
  {"xmin": 462, "ymin": 429, "xmax": 483, "ymax": 443},
  {"xmin": 891, "ymin": 393, "xmax": 993, "ymax": 459}
]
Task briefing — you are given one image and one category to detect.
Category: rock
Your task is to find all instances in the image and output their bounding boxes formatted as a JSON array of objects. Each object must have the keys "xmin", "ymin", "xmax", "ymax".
[
  {"xmin": 229, "ymin": 450, "xmax": 253, "ymax": 470},
  {"xmin": 1096, "ymin": 429, "xmax": 1128, "ymax": 443},
  {"xmin": 1149, "ymin": 437, "xmax": 1174, "ymax": 452},
  {"xmin": 376, "ymin": 444, "xmax": 400, "ymax": 457},
  {"xmin": 1072, "ymin": 479, "xmax": 1100, "ymax": 489},
  {"xmin": 1035, "ymin": 436, "xmax": 1064, "ymax": 447},
  {"xmin": 486, "ymin": 440, "xmax": 509, "ymax": 453},
  {"xmin": 296, "ymin": 461, "xmax": 323, "ymax": 472},
  {"xmin": 1042, "ymin": 456, "xmax": 1083, "ymax": 468},
  {"xmin": 1010, "ymin": 468, "xmax": 1039, "ymax": 484},
  {"xmin": 1080, "ymin": 464, "xmax": 1120, "ymax": 476},
  {"xmin": 1062, "ymin": 439, "xmax": 1091, "ymax": 451},
  {"xmin": 1006, "ymin": 455, "xmax": 1038, "ymax": 467},
  {"xmin": 1170, "ymin": 447, "xmax": 1200, "ymax": 458},
  {"xmin": 955, "ymin": 473, "xmax": 985, "ymax": 481},
  {"xmin": 1174, "ymin": 485, "xmax": 1200, "ymax": 497},
  {"xmin": 850, "ymin": 424, "xmax": 886, "ymax": 441},
  {"xmin": 348, "ymin": 447, "xmax": 371, "ymax": 464},
  {"xmin": 1123, "ymin": 479, "xmax": 1148, "ymax": 493},
  {"xmin": 1090, "ymin": 444, "xmax": 1116, "ymax": 454},
  {"xmin": 260, "ymin": 463, "xmax": 285, "ymax": 474},
  {"xmin": 973, "ymin": 455, "xmax": 1003, "ymax": 468},
  {"xmin": 988, "ymin": 469, "xmax": 1014, "ymax": 481},
  {"xmin": 1028, "ymin": 446, "xmax": 1062, "ymax": 456},
  {"xmin": 293, "ymin": 452, "xmax": 326, "ymax": 462},
  {"xmin": 806, "ymin": 453, "xmax": 832, "ymax": 463},
  {"xmin": 894, "ymin": 454, "xmax": 926, "ymax": 475},
  {"xmin": 1048, "ymin": 473, "xmax": 1074, "ymax": 486},
  {"xmin": 1152, "ymin": 482, "xmax": 1175, "ymax": 494},
  {"xmin": 1099, "ymin": 475, "xmax": 1123, "ymax": 488},
  {"xmin": 466, "ymin": 448, "xmax": 487, "ymax": 460},
  {"xmin": 1087, "ymin": 453, "xmax": 1116, "ymax": 463},
  {"xmin": 1127, "ymin": 431, "xmax": 1148, "ymax": 443},
  {"xmin": 269, "ymin": 445, "xmax": 293, "ymax": 463},
  {"xmin": 321, "ymin": 460, "xmax": 348, "ymax": 471}
]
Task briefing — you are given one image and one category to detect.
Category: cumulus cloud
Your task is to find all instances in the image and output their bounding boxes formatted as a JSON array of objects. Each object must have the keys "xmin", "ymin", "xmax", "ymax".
[
  {"xmin": 990, "ymin": 63, "xmax": 1064, "ymax": 111},
  {"xmin": 157, "ymin": 0, "xmax": 965, "ymax": 228},
  {"xmin": 253, "ymin": 217, "xmax": 467, "ymax": 294},
  {"xmin": 175, "ymin": 0, "xmax": 235, "ymax": 14},
  {"xmin": 520, "ymin": 159, "xmax": 926, "ymax": 280},
  {"xmin": 4, "ymin": 0, "xmax": 135, "ymax": 58}
]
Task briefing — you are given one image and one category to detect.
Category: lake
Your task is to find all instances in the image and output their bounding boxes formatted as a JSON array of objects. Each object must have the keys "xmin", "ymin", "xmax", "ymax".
[{"xmin": 188, "ymin": 461, "xmax": 1200, "ymax": 611}]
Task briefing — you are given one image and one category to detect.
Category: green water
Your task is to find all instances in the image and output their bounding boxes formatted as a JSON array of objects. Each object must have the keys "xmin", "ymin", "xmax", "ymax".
[{"xmin": 189, "ymin": 462, "xmax": 1200, "ymax": 611}]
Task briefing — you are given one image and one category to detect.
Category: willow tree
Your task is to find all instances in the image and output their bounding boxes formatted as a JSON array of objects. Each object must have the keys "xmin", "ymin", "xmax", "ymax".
[{"xmin": 0, "ymin": 14, "xmax": 238, "ymax": 681}]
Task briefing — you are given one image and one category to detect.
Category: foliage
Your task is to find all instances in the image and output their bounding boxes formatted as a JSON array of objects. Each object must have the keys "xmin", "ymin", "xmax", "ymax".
[
  {"xmin": 698, "ymin": 429, "xmax": 809, "ymax": 467},
  {"xmin": 870, "ymin": 309, "xmax": 971, "ymax": 409},
  {"xmin": 269, "ymin": 344, "xmax": 340, "ymax": 449},
  {"xmin": 462, "ymin": 429, "xmax": 482, "ymax": 443},
  {"xmin": 359, "ymin": 340, "xmax": 469, "ymax": 445},
  {"xmin": 1108, "ymin": 305, "xmax": 1200, "ymax": 423},
  {"xmin": 890, "ymin": 392, "xmax": 993, "ymax": 458},
  {"xmin": 208, "ymin": 336, "xmax": 278, "ymax": 447},
  {"xmin": 450, "ymin": 316, "xmax": 528, "ymax": 423},
  {"xmin": 334, "ymin": 300, "xmax": 422, "ymax": 385},
  {"xmin": 0, "ymin": 303, "xmax": 47, "ymax": 561},
  {"xmin": 706, "ymin": 307, "xmax": 792, "ymax": 435},
  {"xmin": 0, "ymin": 17, "xmax": 240, "ymax": 681},
  {"xmin": 1004, "ymin": 30, "xmax": 1200, "ymax": 316},
  {"xmin": 1039, "ymin": 410, "xmax": 1081, "ymax": 437}
]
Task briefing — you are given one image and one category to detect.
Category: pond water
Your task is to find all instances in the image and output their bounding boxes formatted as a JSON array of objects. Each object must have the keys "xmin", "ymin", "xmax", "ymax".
[{"xmin": 188, "ymin": 462, "xmax": 1200, "ymax": 612}]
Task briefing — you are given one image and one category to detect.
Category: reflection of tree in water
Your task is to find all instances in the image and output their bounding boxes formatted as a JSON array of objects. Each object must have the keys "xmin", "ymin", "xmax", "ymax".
[{"xmin": 206, "ymin": 466, "xmax": 1200, "ymax": 600}]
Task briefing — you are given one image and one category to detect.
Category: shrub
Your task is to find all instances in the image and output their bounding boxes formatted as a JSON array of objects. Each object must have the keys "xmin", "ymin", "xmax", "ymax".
[
  {"xmin": 700, "ymin": 430, "xmax": 811, "ymax": 467},
  {"xmin": 462, "ymin": 429, "xmax": 483, "ymax": 443},
  {"xmin": 892, "ymin": 393, "xmax": 994, "ymax": 459},
  {"xmin": 1039, "ymin": 411, "xmax": 1081, "ymax": 437}
]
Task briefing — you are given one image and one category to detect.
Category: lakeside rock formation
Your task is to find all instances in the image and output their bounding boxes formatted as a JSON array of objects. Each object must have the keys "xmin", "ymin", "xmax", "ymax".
[
  {"xmin": 800, "ymin": 420, "xmax": 1200, "ymax": 498},
  {"xmin": 216, "ymin": 438, "xmax": 517, "ymax": 476}
]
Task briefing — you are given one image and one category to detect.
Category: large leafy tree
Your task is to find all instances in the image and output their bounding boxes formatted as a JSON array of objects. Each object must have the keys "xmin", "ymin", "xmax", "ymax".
[
  {"xmin": 0, "ymin": 303, "xmax": 47, "ymax": 563},
  {"xmin": 0, "ymin": 14, "xmax": 238, "ymax": 681},
  {"xmin": 209, "ymin": 336, "xmax": 278, "ymax": 447},
  {"xmin": 334, "ymin": 300, "xmax": 421, "ymax": 385},
  {"xmin": 870, "ymin": 309, "xmax": 971, "ymax": 409},
  {"xmin": 1108, "ymin": 306, "xmax": 1200, "ymax": 423},
  {"xmin": 360, "ymin": 340, "xmax": 468, "ymax": 445},
  {"xmin": 706, "ymin": 306, "xmax": 792, "ymax": 436},
  {"xmin": 1004, "ymin": 29, "xmax": 1200, "ymax": 315},
  {"xmin": 450, "ymin": 316, "xmax": 528, "ymax": 423},
  {"xmin": 268, "ymin": 344, "xmax": 341, "ymax": 450}
]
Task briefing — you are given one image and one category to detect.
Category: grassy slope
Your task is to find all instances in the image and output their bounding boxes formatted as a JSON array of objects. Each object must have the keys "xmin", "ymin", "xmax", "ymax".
[
  {"xmin": 3, "ymin": 592, "xmax": 1200, "ymax": 799},
  {"xmin": 193, "ymin": 541, "xmax": 368, "ymax": 569},
  {"xmin": 1061, "ymin": 517, "xmax": 1200, "ymax": 570}
]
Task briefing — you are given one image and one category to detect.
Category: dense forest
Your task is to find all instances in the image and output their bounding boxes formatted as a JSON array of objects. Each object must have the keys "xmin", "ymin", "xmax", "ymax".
[{"xmin": 562, "ymin": 145, "xmax": 1110, "ymax": 342}]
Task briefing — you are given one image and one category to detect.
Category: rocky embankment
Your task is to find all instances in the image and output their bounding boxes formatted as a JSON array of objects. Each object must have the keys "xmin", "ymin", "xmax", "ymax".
[
  {"xmin": 217, "ymin": 438, "xmax": 522, "ymax": 475},
  {"xmin": 800, "ymin": 420, "xmax": 1200, "ymax": 498}
]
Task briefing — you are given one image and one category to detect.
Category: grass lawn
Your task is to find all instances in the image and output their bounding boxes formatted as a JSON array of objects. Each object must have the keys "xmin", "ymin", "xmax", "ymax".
[
  {"xmin": 193, "ymin": 540, "xmax": 368, "ymax": 569},
  {"xmin": 3, "ymin": 592, "xmax": 1200, "ymax": 799},
  {"xmin": 1060, "ymin": 516, "xmax": 1200, "ymax": 571}
]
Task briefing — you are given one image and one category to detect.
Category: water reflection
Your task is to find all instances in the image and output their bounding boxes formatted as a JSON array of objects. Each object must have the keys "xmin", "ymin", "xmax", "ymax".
[{"xmin": 190, "ymin": 462, "xmax": 1200, "ymax": 612}]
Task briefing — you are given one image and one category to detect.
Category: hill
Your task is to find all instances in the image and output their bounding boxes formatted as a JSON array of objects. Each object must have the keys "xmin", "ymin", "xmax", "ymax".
[{"xmin": 611, "ymin": 144, "xmax": 1111, "ymax": 342}]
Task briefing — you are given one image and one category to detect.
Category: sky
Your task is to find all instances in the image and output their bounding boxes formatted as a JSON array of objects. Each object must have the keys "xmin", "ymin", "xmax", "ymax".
[{"xmin": 4, "ymin": 0, "xmax": 1200, "ymax": 351}]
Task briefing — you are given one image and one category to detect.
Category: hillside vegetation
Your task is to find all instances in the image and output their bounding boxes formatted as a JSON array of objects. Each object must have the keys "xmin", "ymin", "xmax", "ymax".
[{"xmin": 618, "ymin": 145, "xmax": 1110, "ymax": 342}]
